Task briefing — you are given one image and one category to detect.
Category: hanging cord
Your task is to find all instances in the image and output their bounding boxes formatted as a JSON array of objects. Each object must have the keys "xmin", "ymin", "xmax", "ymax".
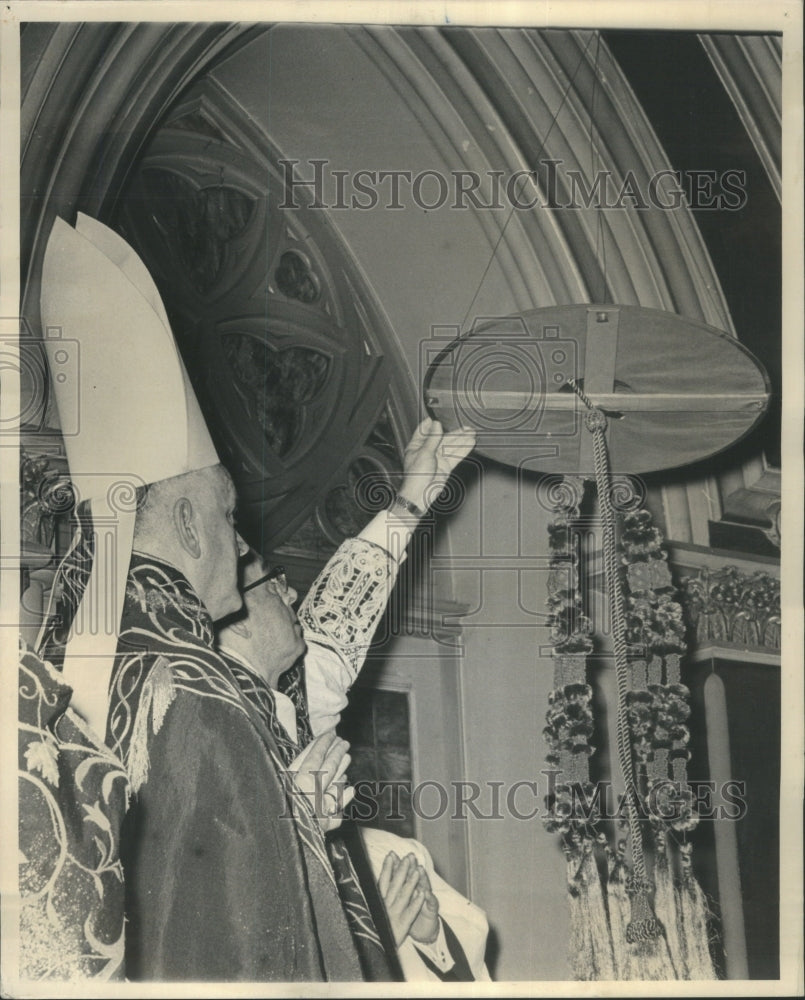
[{"xmin": 567, "ymin": 379, "xmax": 663, "ymax": 943}]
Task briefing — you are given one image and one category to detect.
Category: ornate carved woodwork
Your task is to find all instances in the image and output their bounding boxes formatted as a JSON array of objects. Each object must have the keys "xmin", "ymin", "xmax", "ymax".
[
  {"xmin": 679, "ymin": 566, "xmax": 780, "ymax": 651},
  {"xmin": 21, "ymin": 23, "xmax": 263, "ymax": 332},
  {"xmin": 113, "ymin": 79, "xmax": 409, "ymax": 553},
  {"xmin": 665, "ymin": 542, "xmax": 781, "ymax": 659}
]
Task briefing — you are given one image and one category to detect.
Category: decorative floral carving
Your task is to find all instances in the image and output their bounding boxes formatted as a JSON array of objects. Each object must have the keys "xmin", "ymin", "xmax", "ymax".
[
  {"xmin": 222, "ymin": 333, "xmax": 330, "ymax": 457},
  {"xmin": 679, "ymin": 566, "xmax": 780, "ymax": 649},
  {"xmin": 318, "ymin": 454, "xmax": 398, "ymax": 545},
  {"xmin": 142, "ymin": 169, "xmax": 254, "ymax": 294},
  {"xmin": 274, "ymin": 250, "xmax": 321, "ymax": 304}
]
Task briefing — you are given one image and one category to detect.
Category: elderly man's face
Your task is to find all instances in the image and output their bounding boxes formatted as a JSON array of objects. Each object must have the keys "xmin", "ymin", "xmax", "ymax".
[
  {"xmin": 240, "ymin": 553, "xmax": 306, "ymax": 678},
  {"xmin": 195, "ymin": 467, "xmax": 247, "ymax": 621}
]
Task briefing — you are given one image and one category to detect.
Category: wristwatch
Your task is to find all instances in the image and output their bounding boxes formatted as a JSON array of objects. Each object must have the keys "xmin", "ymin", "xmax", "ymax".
[{"xmin": 390, "ymin": 491, "xmax": 424, "ymax": 518}]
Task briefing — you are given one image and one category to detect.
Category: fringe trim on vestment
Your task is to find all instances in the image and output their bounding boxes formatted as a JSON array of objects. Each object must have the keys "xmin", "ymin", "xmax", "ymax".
[{"xmin": 127, "ymin": 655, "xmax": 175, "ymax": 794}]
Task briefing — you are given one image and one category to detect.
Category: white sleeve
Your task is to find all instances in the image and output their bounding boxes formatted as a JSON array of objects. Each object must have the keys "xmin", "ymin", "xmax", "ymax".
[
  {"xmin": 424, "ymin": 867, "xmax": 492, "ymax": 981},
  {"xmin": 299, "ymin": 523, "xmax": 405, "ymax": 734},
  {"xmin": 357, "ymin": 508, "xmax": 418, "ymax": 564},
  {"xmin": 303, "ymin": 641, "xmax": 355, "ymax": 736},
  {"xmin": 360, "ymin": 827, "xmax": 491, "ymax": 982},
  {"xmin": 411, "ymin": 920, "xmax": 454, "ymax": 972}
]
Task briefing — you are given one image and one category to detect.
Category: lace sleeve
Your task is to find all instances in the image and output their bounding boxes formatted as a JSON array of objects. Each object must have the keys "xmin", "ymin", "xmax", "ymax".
[{"xmin": 297, "ymin": 537, "xmax": 398, "ymax": 680}]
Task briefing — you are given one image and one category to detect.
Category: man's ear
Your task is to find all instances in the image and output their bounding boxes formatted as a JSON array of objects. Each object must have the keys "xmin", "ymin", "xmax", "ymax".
[{"xmin": 174, "ymin": 496, "xmax": 201, "ymax": 559}]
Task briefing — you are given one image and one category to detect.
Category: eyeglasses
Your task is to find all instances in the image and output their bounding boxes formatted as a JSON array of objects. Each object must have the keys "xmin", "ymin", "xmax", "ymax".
[{"xmin": 243, "ymin": 565, "xmax": 288, "ymax": 595}]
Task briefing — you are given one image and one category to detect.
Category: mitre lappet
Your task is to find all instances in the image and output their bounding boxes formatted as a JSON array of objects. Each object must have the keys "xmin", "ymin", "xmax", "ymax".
[{"xmin": 38, "ymin": 213, "xmax": 220, "ymax": 737}]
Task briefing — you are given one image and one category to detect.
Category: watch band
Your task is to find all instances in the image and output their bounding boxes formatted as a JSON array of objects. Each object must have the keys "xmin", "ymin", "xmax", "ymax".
[{"xmin": 390, "ymin": 491, "xmax": 424, "ymax": 517}]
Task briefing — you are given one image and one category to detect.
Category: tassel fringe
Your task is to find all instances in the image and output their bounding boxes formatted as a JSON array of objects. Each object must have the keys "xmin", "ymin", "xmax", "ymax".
[
  {"xmin": 625, "ymin": 877, "xmax": 677, "ymax": 980},
  {"xmin": 581, "ymin": 842, "xmax": 616, "ymax": 979},
  {"xmin": 586, "ymin": 835, "xmax": 717, "ymax": 981},
  {"xmin": 542, "ymin": 473, "xmax": 719, "ymax": 982},
  {"xmin": 567, "ymin": 841, "xmax": 616, "ymax": 980},
  {"xmin": 606, "ymin": 846, "xmax": 634, "ymax": 979},
  {"xmin": 678, "ymin": 844, "xmax": 718, "ymax": 979},
  {"xmin": 629, "ymin": 931, "xmax": 677, "ymax": 981},
  {"xmin": 653, "ymin": 833, "xmax": 686, "ymax": 977},
  {"xmin": 567, "ymin": 852, "xmax": 593, "ymax": 980},
  {"xmin": 569, "ymin": 839, "xmax": 714, "ymax": 981},
  {"xmin": 127, "ymin": 655, "xmax": 175, "ymax": 794}
]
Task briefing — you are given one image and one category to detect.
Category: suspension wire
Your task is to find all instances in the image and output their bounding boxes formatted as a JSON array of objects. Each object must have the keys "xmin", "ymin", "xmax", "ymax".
[
  {"xmin": 589, "ymin": 31, "xmax": 609, "ymax": 305},
  {"xmin": 459, "ymin": 30, "xmax": 598, "ymax": 332}
]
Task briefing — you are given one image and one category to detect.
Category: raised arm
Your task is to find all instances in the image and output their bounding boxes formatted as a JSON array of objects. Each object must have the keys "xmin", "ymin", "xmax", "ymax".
[{"xmin": 299, "ymin": 419, "xmax": 475, "ymax": 734}]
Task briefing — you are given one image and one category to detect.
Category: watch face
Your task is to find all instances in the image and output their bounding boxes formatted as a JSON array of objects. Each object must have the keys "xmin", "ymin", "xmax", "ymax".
[{"xmin": 392, "ymin": 493, "xmax": 418, "ymax": 515}]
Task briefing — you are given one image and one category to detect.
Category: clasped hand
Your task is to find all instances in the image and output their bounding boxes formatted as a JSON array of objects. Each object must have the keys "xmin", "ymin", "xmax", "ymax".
[
  {"xmin": 288, "ymin": 731, "xmax": 353, "ymax": 833},
  {"xmin": 378, "ymin": 850, "xmax": 441, "ymax": 948}
]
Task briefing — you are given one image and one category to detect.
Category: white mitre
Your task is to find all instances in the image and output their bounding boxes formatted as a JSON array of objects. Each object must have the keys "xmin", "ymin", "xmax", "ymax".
[{"xmin": 39, "ymin": 213, "xmax": 220, "ymax": 737}]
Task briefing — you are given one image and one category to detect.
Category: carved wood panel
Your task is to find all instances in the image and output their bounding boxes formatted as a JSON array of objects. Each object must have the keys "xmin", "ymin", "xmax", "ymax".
[{"xmin": 113, "ymin": 80, "xmax": 407, "ymax": 553}]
